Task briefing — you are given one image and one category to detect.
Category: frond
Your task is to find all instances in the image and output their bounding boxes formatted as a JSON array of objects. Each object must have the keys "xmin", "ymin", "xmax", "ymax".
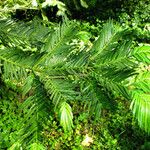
[
  {"xmin": 95, "ymin": 74, "xmax": 130, "ymax": 99},
  {"xmin": 94, "ymin": 40, "xmax": 133, "ymax": 66},
  {"xmin": 0, "ymin": 18, "xmax": 52, "ymax": 86},
  {"xmin": 22, "ymin": 74, "xmax": 34, "ymax": 96},
  {"xmin": 34, "ymin": 18, "xmax": 78, "ymax": 68},
  {"xmin": 89, "ymin": 21, "xmax": 136, "ymax": 76},
  {"xmin": 0, "ymin": 18, "xmax": 80, "ymax": 140},
  {"xmin": 3, "ymin": 61, "xmax": 27, "ymax": 81},
  {"xmin": 90, "ymin": 20, "xmax": 125, "ymax": 60},
  {"xmin": 133, "ymin": 45, "xmax": 150, "ymax": 64},
  {"xmin": 40, "ymin": 78, "xmax": 78, "ymax": 107},
  {"xmin": 130, "ymin": 45, "xmax": 150, "ymax": 133},
  {"xmin": 80, "ymin": 79, "xmax": 107, "ymax": 120},
  {"xmin": 88, "ymin": 21, "xmax": 137, "ymax": 99},
  {"xmin": 0, "ymin": 46, "xmax": 43, "ymax": 87},
  {"xmin": 0, "ymin": 18, "xmax": 51, "ymax": 52},
  {"xmin": 130, "ymin": 71, "xmax": 150, "ymax": 134},
  {"xmin": 12, "ymin": 77, "xmax": 50, "ymax": 148}
]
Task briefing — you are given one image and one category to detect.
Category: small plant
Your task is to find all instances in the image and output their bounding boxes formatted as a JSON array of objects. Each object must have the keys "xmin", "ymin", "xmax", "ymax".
[{"xmin": 0, "ymin": 18, "xmax": 150, "ymax": 149}]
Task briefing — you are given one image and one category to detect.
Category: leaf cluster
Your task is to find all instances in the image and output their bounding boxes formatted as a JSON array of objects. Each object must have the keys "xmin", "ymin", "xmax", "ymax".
[{"xmin": 0, "ymin": 18, "xmax": 150, "ymax": 149}]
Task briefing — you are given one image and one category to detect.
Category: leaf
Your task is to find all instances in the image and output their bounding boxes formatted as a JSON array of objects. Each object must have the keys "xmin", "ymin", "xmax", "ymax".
[
  {"xmin": 59, "ymin": 102, "xmax": 73, "ymax": 131},
  {"xmin": 22, "ymin": 75, "xmax": 34, "ymax": 96},
  {"xmin": 134, "ymin": 72, "xmax": 150, "ymax": 93},
  {"xmin": 133, "ymin": 45, "xmax": 150, "ymax": 64},
  {"xmin": 77, "ymin": 31, "xmax": 91, "ymax": 43},
  {"xmin": 42, "ymin": 78, "xmax": 77, "ymax": 107},
  {"xmin": 80, "ymin": 0, "xmax": 89, "ymax": 8},
  {"xmin": 90, "ymin": 20, "xmax": 121, "ymax": 60}
]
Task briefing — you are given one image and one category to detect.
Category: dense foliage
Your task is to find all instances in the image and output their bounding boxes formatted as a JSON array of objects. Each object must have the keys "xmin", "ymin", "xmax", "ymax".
[
  {"xmin": 1, "ymin": 92, "xmax": 150, "ymax": 149},
  {"xmin": 0, "ymin": 0, "xmax": 150, "ymax": 149}
]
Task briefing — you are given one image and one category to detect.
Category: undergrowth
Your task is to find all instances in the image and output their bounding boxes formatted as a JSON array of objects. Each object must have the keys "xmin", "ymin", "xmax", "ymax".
[{"xmin": 1, "ymin": 90, "xmax": 150, "ymax": 149}]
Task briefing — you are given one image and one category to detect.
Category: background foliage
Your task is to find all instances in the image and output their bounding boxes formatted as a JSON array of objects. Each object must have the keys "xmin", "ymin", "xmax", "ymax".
[{"xmin": 1, "ymin": 90, "xmax": 150, "ymax": 149}]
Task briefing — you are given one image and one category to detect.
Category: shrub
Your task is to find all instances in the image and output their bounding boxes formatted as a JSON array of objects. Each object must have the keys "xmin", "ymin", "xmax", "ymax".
[{"xmin": 0, "ymin": 18, "xmax": 150, "ymax": 149}]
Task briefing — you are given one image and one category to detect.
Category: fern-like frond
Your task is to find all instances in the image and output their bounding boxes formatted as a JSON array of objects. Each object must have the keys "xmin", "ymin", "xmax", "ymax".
[
  {"xmin": 41, "ymin": 78, "xmax": 77, "ymax": 107},
  {"xmin": 133, "ymin": 45, "xmax": 150, "ymax": 64},
  {"xmin": 130, "ymin": 71, "xmax": 150, "ymax": 134},
  {"xmin": 12, "ymin": 77, "xmax": 50, "ymax": 149},
  {"xmin": 35, "ymin": 18, "xmax": 78, "ymax": 68},
  {"xmin": 80, "ymin": 79, "xmax": 107, "ymax": 120},
  {"xmin": 88, "ymin": 21, "xmax": 137, "ymax": 100},
  {"xmin": 89, "ymin": 21, "xmax": 137, "ymax": 80},
  {"xmin": 94, "ymin": 40, "xmax": 132, "ymax": 66},
  {"xmin": 0, "ymin": 18, "xmax": 51, "ymax": 52},
  {"xmin": 90, "ymin": 20, "xmax": 125, "ymax": 60},
  {"xmin": 92, "ymin": 71, "xmax": 130, "ymax": 99},
  {"xmin": 130, "ymin": 45, "xmax": 150, "ymax": 133},
  {"xmin": 22, "ymin": 74, "xmax": 34, "ymax": 96},
  {"xmin": 3, "ymin": 61, "xmax": 27, "ymax": 81},
  {"xmin": 0, "ymin": 47, "xmax": 42, "ymax": 69}
]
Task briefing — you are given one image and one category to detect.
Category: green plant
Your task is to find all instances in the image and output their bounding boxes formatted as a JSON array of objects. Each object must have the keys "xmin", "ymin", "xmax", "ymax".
[
  {"xmin": 1, "ymin": 92, "xmax": 150, "ymax": 149},
  {"xmin": 0, "ymin": 0, "xmax": 67, "ymax": 20},
  {"xmin": 0, "ymin": 87, "xmax": 22, "ymax": 149},
  {"xmin": 130, "ymin": 45, "xmax": 150, "ymax": 133},
  {"xmin": 0, "ymin": 18, "xmax": 150, "ymax": 149}
]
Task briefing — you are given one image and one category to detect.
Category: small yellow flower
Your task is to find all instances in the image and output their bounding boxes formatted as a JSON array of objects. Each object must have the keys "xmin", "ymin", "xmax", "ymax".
[{"xmin": 81, "ymin": 134, "xmax": 93, "ymax": 146}]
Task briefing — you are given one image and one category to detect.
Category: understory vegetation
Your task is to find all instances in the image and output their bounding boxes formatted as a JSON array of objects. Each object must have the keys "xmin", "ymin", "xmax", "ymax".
[
  {"xmin": 0, "ymin": 0, "xmax": 150, "ymax": 149},
  {"xmin": 1, "ymin": 92, "xmax": 150, "ymax": 149}
]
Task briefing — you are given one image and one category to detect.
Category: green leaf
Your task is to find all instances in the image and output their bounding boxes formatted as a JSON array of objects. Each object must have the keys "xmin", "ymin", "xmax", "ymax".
[
  {"xmin": 59, "ymin": 102, "xmax": 73, "ymax": 131},
  {"xmin": 77, "ymin": 31, "xmax": 91, "ymax": 43},
  {"xmin": 22, "ymin": 75, "xmax": 34, "ymax": 96},
  {"xmin": 133, "ymin": 45, "xmax": 150, "ymax": 64},
  {"xmin": 90, "ymin": 20, "xmax": 122, "ymax": 60},
  {"xmin": 80, "ymin": 0, "xmax": 88, "ymax": 8}
]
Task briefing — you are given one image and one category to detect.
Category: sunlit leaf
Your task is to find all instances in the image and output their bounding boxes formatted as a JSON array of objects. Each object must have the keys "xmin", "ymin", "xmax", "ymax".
[
  {"xmin": 133, "ymin": 45, "xmax": 150, "ymax": 64},
  {"xmin": 59, "ymin": 102, "xmax": 73, "ymax": 131}
]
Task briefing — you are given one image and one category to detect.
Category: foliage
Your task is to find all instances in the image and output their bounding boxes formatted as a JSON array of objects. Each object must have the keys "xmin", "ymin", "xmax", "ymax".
[
  {"xmin": 1, "ymin": 93, "xmax": 150, "ymax": 149},
  {"xmin": 0, "ymin": 0, "xmax": 149, "ymax": 44},
  {"xmin": 130, "ymin": 45, "xmax": 150, "ymax": 134},
  {"xmin": 117, "ymin": 0, "xmax": 150, "ymax": 43},
  {"xmin": 0, "ymin": 88, "xmax": 22, "ymax": 149},
  {"xmin": 64, "ymin": 0, "xmax": 150, "ymax": 43},
  {"xmin": 0, "ymin": 0, "xmax": 67, "ymax": 21},
  {"xmin": 0, "ymin": 17, "xmax": 150, "ymax": 149}
]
